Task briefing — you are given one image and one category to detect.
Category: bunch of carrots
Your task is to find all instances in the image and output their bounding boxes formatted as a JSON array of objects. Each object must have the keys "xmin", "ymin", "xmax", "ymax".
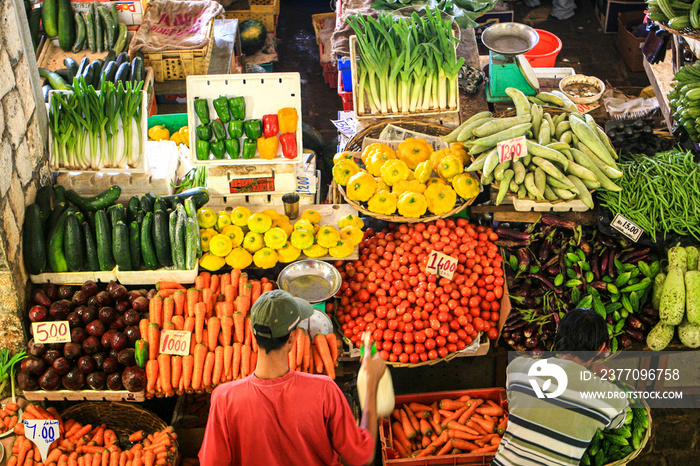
[
  {"xmin": 0, "ymin": 401, "xmax": 20, "ymax": 434},
  {"xmin": 8, "ymin": 403, "xmax": 177, "ymax": 466},
  {"xmin": 287, "ymin": 329, "xmax": 339, "ymax": 379},
  {"xmin": 388, "ymin": 395, "xmax": 509, "ymax": 459}
]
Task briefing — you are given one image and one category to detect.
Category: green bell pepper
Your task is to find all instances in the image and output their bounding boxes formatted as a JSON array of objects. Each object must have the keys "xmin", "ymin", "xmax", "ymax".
[
  {"xmin": 194, "ymin": 98, "xmax": 210, "ymax": 124},
  {"xmin": 196, "ymin": 124, "xmax": 212, "ymax": 141},
  {"xmin": 213, "ymin": 96, "xmax": 231, "ymax": 124},
  {"xmin": 228, "ymin": 120, "xmax": 244, "ymax": 139},
  {"xmin": 134, "ymin": 339, "xmax": 148, "ymax": 368},
  {"xmin": 225, "ymin": 139, "xmax": 240, "ymax": 159},
  {"xmin": 211, "ymin": 119, "xmax": 227, "ymax": 141},
  {"xmin": 211, "ymin": 140, "xmax": 226, "ymax": 159},
  {"xmin": 195, "ymin": 140, "xmax": 210, "ymax": 160},
  {"xmin": 244, "ymin": 119, "xmax": 263, "ymax": 139},
  {"xmin": 228, "ymin": 96, "xmax": 246, "ymax": 120},
  {"xmin": 242, "ymin": 138, "xmax": 257, "ymax": 159}
]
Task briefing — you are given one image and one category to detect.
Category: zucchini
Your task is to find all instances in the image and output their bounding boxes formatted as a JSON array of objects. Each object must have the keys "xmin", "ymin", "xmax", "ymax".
[
  {"xmin": 139, "ymin": 193, "xmax": 154, "ymax": 213},
  {"xmin": 153, "ymin": 198, "xmax": 168, "ymax": 212},
  {"xmin": 184, "ymin": 197, "xmax": 202, "ymax": 256},
  {"xmin": 84, "ymin": 11, "xmax": 96, "ymax": 53},
  {"xmin": 95, "ymin": 209, "xmax": 116, "ymax": 271},
  {"xmin": 42, "ymin": 0, "xmax": 58, "ymax": 38},
  {"xmin": 112, "ymin": 221, "xmax": 132, "ymax": 271},
  {"xmin": 112, "ymin": 23, "xmax": 128, "ymax": 53},
  {"xmin": 65, "ymin": 186, "xmax": 121, "ymax": 212},
  {"xmin": 130, "ymin": 56, "xmax": 144, "ymax": 83},
  {"xmin": 115, "ymin": 62, "xmax": 131, "ymax": 85},
  {"xmin": 23, "ymin": 204, "xmax": 46, "ymax": 275},
  {"xmin": 29, "ymin": 6, "xmax": 42, "ymax": 49},
  {"xmin": 185, "ymin": 217, "xmax": 197, "ymax": 270},
  {"xmin": 38, "ymin": 68, "xmax": 68, "ymax": 91},
  {"xmin": 93, "ymin": 2, "xmax": 103, "ymax": 53},
  {"xmin": 57, "ymin": 0, "xmax": 75, "ymax": 51},
  {"xmin": 115, "ymin": 52, "xmax": 129, "ymax": 68},
  {"xmin": 64, "ymin": 211, "xmax": 85, "ymax": 272},
  {"xmin": 71, "ymin": 12, "xmax": 86, "ymax": 53},
  {"xmin": 82, "ymin": 221, "xmax": 99, "ymax": 271},
  {"xmin": 108, "ymin": 203, "xmax": 126, "ymax": 226},
  {"xmin": 100, "ymin": 62, "xmax": 118, "ymax": 90},
  {"xmin": 64, "ymin": 58, "xmax": 79, "ymax": 83},
  {"xmin": 172, "ymin": 207, "xmax": 187, "ymax": 270},
  {"xmin": 85, "ymin": 211, "xmax": 96, "ymax": 238},
  {"xmin": 153, "ymin": 210, "xmax": 172, "ymax": 267},
  {"xmin": 140, "ymin": 213, "xmax": 158, "ymax": 270},
  {"xmin": 160, "ymin": 188, "xmax": 210, "ymax": 210},
  {"xmin": 35, "ymin": 185, "xmax": 53, "ymax": 226},
  {"xmin": 127, "ymin": 195, "xmax": 140, "ymax": 223},
  {"xmin": 48, "ymin": 202, "xmax": 68, "ymax": 234},
  {"xmin": 97, "ymin": 6, "xmax": 115, "ymax": 49},
  {"xmin": 47, "ymin": 210, "xmax": 70, "ymax": 273},
  {"xmin": 129, "ymin": 221, "xmax": 142, "ymax": 270}
]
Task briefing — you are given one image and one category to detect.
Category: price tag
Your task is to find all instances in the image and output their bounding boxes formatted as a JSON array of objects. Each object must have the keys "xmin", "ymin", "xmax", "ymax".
[
  {"xmin": 497, "ymin": 136, "xmax": 527, "ymax": 163},
  {"xmin": 611, "ymin": 213, "xmax": 644, "ymax": 242},
  {"xmin": 331, "ymin": 118, "xmax": 358, "ymax": 135},
  {"xmin": 31, "ymin": 321, "xmax": 71, "ymax": 344},
  {"xmin": 159, "ymin": 330, "xmax": 192, "ymax": 356},
  {"xmin": 425, "ymin": 251, "xmax": 458, "ymax": 280},
  {"xmin": 24, "ymin": 419, "xmax": 59, "ymax": 463}
]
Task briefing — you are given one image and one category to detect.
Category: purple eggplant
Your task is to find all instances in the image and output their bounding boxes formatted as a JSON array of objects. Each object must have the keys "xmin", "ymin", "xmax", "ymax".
[
  {"xmin": 600, "ymin": 248, "xmax": 609, "ymax": 276},
  {"xmin": 624, "ymin": 327, "xmax": 645, "ymax": 341},
  {"xmin": 523, "ymin": 324, "xmax": 538, "ymax": 339},
  {"xmin": 524, "ymin": 337, "xmax": 539, "ymax": 349},
  {"xmin": 496, "ymin": 226, "xmax": 531, "ymax": 241},
  {"xmin": 579, "ymin": 239, "xmax": 592, "ymax": 255},
  {"xmin": 495, "ymin": 239, "xmax": 530, "ymax": 248},
  {"xmin": 527, "ymin": 273, "xmax": 563, "ymax": 295},
  {"xmin": 541, "ymin": 214, "xmax": 577, "ymax": 230},
  {"xmin": 511, "ymin": 330, "xmax": 524, "ymax": 343},
  {"xmin": 589, "ymin": 281, "xmax": 608, "ymax": 292},
  {"xmin": 619, "ymin": 335, "xmax": 633, "ymax": 349},
  {"xmin": 638, "ymin": 314, "xmax": 658, "ymax": 328},
  {"xmin": 607, "ymin": 314, "xmax": 615, "ymax": 325},
  {"xmin": 625, "ymin": 315, "xmax": 645, "ymax": 330},
  {"xmin": 608, "ymin": 249, "xmax": 617, "ymax": 278},
  {"xmin": 546, "ymin": 265, "xmax": 560, "ymax": 277},
  {"xmin": 619, "ymin": 247, "xmax": 651, "ymax": 263},
  {"xmin": 590, "ymin": 253, "xmax": 600, "ymax": 281},
  {"xmin": 517, "ymin": 248, "xmax": 531, "ymax": 271}
]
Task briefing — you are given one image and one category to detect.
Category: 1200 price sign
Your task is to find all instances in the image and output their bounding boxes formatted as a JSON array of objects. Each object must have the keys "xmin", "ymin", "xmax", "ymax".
[
  {"xmin": 32, "ymin": 321, "xmax": 71, "ymax": 344},
  {"xmin": 497, "ymin": 136, "xmax": 527, "ymax": 163}
]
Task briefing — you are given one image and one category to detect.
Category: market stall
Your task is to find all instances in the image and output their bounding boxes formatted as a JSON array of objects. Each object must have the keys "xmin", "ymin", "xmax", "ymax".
[{"xmin": 4, "ymin": 0, "xmax": 700, "ymax": 464}]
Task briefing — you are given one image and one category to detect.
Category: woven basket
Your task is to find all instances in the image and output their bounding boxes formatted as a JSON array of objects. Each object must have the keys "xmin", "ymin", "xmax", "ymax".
[
  {"xmin": 658, "ymin": 22, "xmax": 700, "ymax": 40},
  {"xmin": 59, "ymin": 402, "xmax": 177, "ymax": 461},
  {"xmin": 603, "ymin": 402, "xmax": 652, "ymax": 466},
  {"xmin": 341, "ymin": 119, "xmax": 477, "ymax": 222}
]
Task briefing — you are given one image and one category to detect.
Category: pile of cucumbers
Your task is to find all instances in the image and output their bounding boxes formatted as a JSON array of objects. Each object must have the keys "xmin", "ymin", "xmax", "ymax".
[
  {"xmin": 42, "ymin": 0, "xmax": 127, "ymax": 53},
  {"xmin": 647, "ymin": 0, "xmax": 700, "ymax": 31},
  {"xmin": 580, "ymin": 407, "xmax": 649, "ymax": 466},
  {"xmin": 23, "ymin": 186, "xmax": 210, "ymax": 275},
  {"xmin": 669, "ymin": 61, "xmax": 700, "ymax": 142}
]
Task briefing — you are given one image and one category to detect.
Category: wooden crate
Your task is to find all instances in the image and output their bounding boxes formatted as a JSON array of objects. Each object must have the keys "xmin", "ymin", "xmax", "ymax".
[{"xmin": 225, "ymin": 0, "xmax": 278, "ymax": 32}]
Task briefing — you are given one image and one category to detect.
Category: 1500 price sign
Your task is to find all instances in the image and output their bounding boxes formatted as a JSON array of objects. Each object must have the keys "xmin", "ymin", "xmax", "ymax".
[
  {"xmin": 611, "ymin": 213, "xmax": 644, "ymax": 242},
  {"xmin": 31, "ymin": 321, "xmax": 71, "ymax": 344}
]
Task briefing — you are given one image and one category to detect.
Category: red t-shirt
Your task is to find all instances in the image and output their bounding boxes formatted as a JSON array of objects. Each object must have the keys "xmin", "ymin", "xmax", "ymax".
[{"xmin": 199, "ymin": 371, "xmax": 374, "ymax": 466}]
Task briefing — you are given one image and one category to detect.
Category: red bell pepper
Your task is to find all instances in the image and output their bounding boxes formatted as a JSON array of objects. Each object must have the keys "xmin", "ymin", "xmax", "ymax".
[
  {"xmin": 280, "ymin": 133, "xmax": 297, "ymax": 159},
  {"xmin": 262, "ymin": 114, "xmax": 279, "ymax": 138}
]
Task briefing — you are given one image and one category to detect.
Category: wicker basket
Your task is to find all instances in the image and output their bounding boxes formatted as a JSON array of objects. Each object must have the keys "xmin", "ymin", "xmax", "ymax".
[
  {"xmin": 658, "ymin": 21, "xmax": 700, "ymax": 40},
  {"xmin": 603, "ymin": 403, "xmax": 652, "ymax": 466},
  {"xmin": 340, "ymin": 119, "xmax": 478, "ymax": 222},
  {"xmin": 59, "ymin": 402, "xmax": 177, "ymax": 462}
]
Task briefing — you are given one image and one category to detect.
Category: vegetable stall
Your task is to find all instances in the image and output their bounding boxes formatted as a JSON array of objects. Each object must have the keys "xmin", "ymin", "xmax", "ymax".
[{"xmin": 2, "ymin": 0, "xmax": 699, "ymax": 464}]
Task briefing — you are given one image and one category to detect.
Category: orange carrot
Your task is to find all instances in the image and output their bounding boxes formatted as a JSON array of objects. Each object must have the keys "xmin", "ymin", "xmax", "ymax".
[
  {"xmin": 238, "ymin": 272, "xmax": 248, "ymax": 292},
  {"xmin": 441, "ymin": 406, "xmax": 468, "ymax": 429},
  {"xmin": 419, "ymin": 418, "xmax": 434, "ymax": 437},
  {"xmin": 233, "ymin": 311, "xmax": 244, "ymax": 343},
  {"xmin": 146, "ymin": 360, "xmax": 159, "ymax": 393},
  {"xmin": 207, "ymin": 316, "xmax": 221, "ymax": 352},
  {"xmin": 450, "ymin": 438, "xmax": 478, "ymax": 451},
  {"xmin": 171, "ymin": 315, "xmax": 185, "ymax": 331},
  {"xmin": 436, "ymin": 440, "xmax": 453, "ymax": 456},
  {"xmin": 250, "ymin": 280, "xmax": 262, "ymax": 305},
  {"xmin": 458, "ymin": 399, "xmax": 483, "ymax": 425},
  {"xmin": 236, "ymin": 293, "xmax": 251, "ymax": 319},
  {"xmin": 156, "ymin": 289, "xmax": 176, "ymax": 299},
  {"xmin": 184, "ymin": 316, "xmax": 195, "ymax": 333},
  {"xmin": 129, "ymin": 431, "xmax": 144, "ymax": 443},
  {"xmin": 241, "ymin": 344, "xmax": 251, "ymax": 377},
  {"xmin": 325, "ymin": 333, "xmax": 339, "ymax": 365},
  {"xmin": 194, "ymin": 275, "xmax": 206, "ymax": 290},
  {"xmin": 400, "ymin": 409, "xmax": 416, "ymax": 439},
  {"xmin": 230, "ymin": 269, "xmax": 241, "ymax": 296},
  {"xmin": 186, "ymin": 289, "xmax": 199, "ymax": 318},
  {"xmin": 474, "ymin": 444, "xmax": 499, "ymax": 453},
  {"xmin": 139, "ymin": 319, "xmax": 150, "ymax": 342},
  {"xmin": 302, "ymin": 331, "xmax": 311, "ymax": 372},
  {"xmin": 446, "ymin": 421, "xmax": 480, "ymax": 435},
  {"xmin": 447, "ymin": 429, "xmax": 480, "ymax": 440},
  {"xmin": 471, "ymin": 416, "xmax": 496, "ymax": 433},
  {"xmin": 497, "ymin": 414, "xmax": 509, "ymax": 434},
  {"xmin": 46, "ymin": 447, "xmax": 64, "ymax": 465},
  {"xmin": 147, "ymin": 324, "xmax": 160, "ymax": 361},
  {"xmin": 194, "ymin": 302, "xmax": 206, "ymax": 344},
  {"xmin": 220, "ymin": 315, "xmax": 233, "ymax": 347},
  {"xmin": 408, "ymin": 402, "xmax": 433, "ymax": 414},
  {"xmin": 314, "ymin": 334, "xmax": 335, "ymax": 379},
  {"xmin": 201, "ymin": 288, "xmax": 213, "ymax": 319},
  {"xmin": 405, "ymin": 406, "xmax": 421, "ymax": 432},
  {"xmin": 391, "ymin": 422, "xmax": 412, "ymax": 452},
  {"xmin": 149, "ymin": 295, "xmax": 163, "ymax": 327},
  {"xmin": 210, "ymin": 274, "xmax": 220, "ymax": 295},
  {"xmin": 476, "ymin": 405, "xmax": 505, "ymax": 417},
  {"xmin": 162, "ymin": 321, "xmax": 175, "ymax": 331},
  {"xmin": 182, "ymin": 355, "xmax": 194, "ymax": 390},
  {"xmin": 172, "ymin": 290, "xmax": 185, "ymax": 316},
  {"xmin": 157, "ymin": 281, "xmax": 186, "ymax": 291},
  {"xmin": 163, "ymin": 297, "xmax": 174, "ymax": 325},
  {"xmin": 90, "ymin": 425, "xmax": 105, "ymax": 445},
  {"xmin": 295, "ymin": 329, "xmax": 305, "ymax": 367},
  {"xmin": 248, "ymin": 319, "xmax": 258, "ymax": 353},
  {"xmin": 202, "ymin": 351, "xmax": 215, "ymax": 388},
  {"xmin": 466, "ymin": 419, "xmax": 488, "ymax": 435},
  {"xmin": 223, "ymin": 345, "xmax": 233, "ymax": 380},
  {"xmin": 220, "ymin": 274, "xmax": 231, "ymax": 294},
  {"xmin": 261, "ymin": 282, "xmax": 274, "ymax": 293},
  {"xmin": 70, "ymin": 424, "xmax": 93, "ymax": 442},
  {"xmin": 312, "ymin": 345, "xmax": 323, "ymax": 373},
  {"xmin": 168, "ymin": 355, "xmax": 181, "ymax": 392},
  {"xmin": 199, "ymin": 271, "xmax": 211, "ymax": 290},
  {"xmin": 223, "ymin": 284, "xmax": 235, "ymax": 304},
  {"xmin": 212, "ymin": 346, "xmax": 224, "ymax": 386},
  {"xmin": 191, "ymin": 344, "xmax": 208, "ymax": 390},
  {"xmin": 440, "ymin": 399, "xmax": 468, "ymax": 411},
  {"xmin": 232, "ymin": 343, "xmax": 242, "ymax": 379}
]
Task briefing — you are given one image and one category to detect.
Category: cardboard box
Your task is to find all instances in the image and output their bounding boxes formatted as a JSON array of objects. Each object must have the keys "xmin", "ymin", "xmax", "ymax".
[
  {"xmin": 595, "ymin": 0, "xmax": 646, "ymax": 34},
  {"xmin": 616, "ymin": 11, "xmax": 647, "ymax": 71},
  {"xmin": 475, "ymin": 10, "xmax": 514, "ymax": 41}
]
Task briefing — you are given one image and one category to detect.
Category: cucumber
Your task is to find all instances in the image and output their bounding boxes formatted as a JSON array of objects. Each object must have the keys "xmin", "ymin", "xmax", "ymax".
[
  {"xmin": 140, "ymin": 213, "xmax": 158, "ymax": 270},
  {"xmin": 185, "ymin": 218, "xmax": 197, "ymax": 270},
  {"xmin": 153, "ymin": 198, "xmax": 168, "ymax": 212},
  {"xmin": 172, "ymin": 207, "xmax": 187, "ymax": 270},
  {"xmin": 29, "ymin": 6, "xmax": 42, "ymax": 49},
  {"xmin": 65, "ymin": 186, "xmax": 121, "ymax": 212},
  {"xmin": 129, "ymin": 221, "xmax": 142, "ymax": 270},
  {"xmin": 93, "ymin": 2, "xmax": 103, "ymax": 53},
  {"xmin": 47, "ymin": 210, "xmax": 70, "ymax": 273},
  {"xmin": 57, "ymin": 0, "xmax": 75, "ymax": 51},
  {"xmin": 38, "ymin": 68, "xmax": 68, "ymax": 90},
  {"xmin": 64, "ymin": 211, "xmax": 85, "ymax": 272},
  {"xmin": 160, "ymin": 188, "xmax": 210, "ymax": 210},
  {"xmin": 184, "ymin": 197, "xmax": 202, "ymax": 256},
  {"xmin": 112, "ymin": 221, "xmax": 132, "ymax": 271},
  {"xmin": 35, "ymin": 185, "xmax": 53, "ymax": 226},
  {"xmin": 82, "ymin": 222, "xmax": 99, "ymax": 271},
  {"xmin": 153, "ymin": 210, "xmax": 172, "ymax": 267},
  {"xmin": 139, "ymin": 194, "xmax": 154, "ymax": 213},
  {"xmin": 112, "ymin": 23, "xmax": 128, "ymax": 53},
  {"xmin": 95, "ymin": 209, "xmax": 116, "ymax": 271},
  {"xmin": 130, "ymin": 56, "xmax": 144, "ymax": 83},
  {"xmin": 127, "ymin": 195, "xmax": 140, "ymax": 223},
  {"xmin": 109, "ymin": 3, "xmax": 119, "ymax": 39},
  {"xmin": 168, "ymin": 209, "xmax": 177, "ymax": 261},
  {"xmin": 42, "ymin": 0, "xmax": 58, "ymax": 38},
  {"xmin": 23, "ymin": 204, "xmax": 47, "ymax": 275},
  {"xmin": 100, "ymin": 62, "xmax": 118, "ymax": 90},
  {"xmin": 107, "ymin": 203, "xmax": 126, "ymax": 226},
  {"xmin": 97, "ymin": 6, "xmax": 115, "ymax": 49},
  {"xmin": 48, "ymin": 202, "xmax": 68, "ymax": 234},
  {"xmin": 64, "ymin": 58, "xmax": 79, "ymax": 83},
  {"xmin": 71, "ymin": 12, "xmax": 86, "ymax": 53},
  {"xmin": 85, "ymin": 211, "xmax": 96, "ymax": 237},
  {"xmin": 84, "ymin": 11, "xmax": 96, "ymax": 53}
]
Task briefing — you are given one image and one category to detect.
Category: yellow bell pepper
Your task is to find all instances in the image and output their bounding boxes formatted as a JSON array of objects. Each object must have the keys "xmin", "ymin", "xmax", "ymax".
[
  {"xmin": 393, "ymin": 179, "xmax": 426, "ymax": 197},
  {"xmin": 380, "ymin": 159, "xmax": 410, "ymax": 186},
  {"xmin": 332, "ymin": 159, "xmax": 361, "ymax": 186},
  {"xmin": 397, "ymin": 192, "xmax": 428, "ymax": 218},
  {"xmin": 413, "ymin": 160, "xmax": 433, "ymax": 184},
  {"xmin": 436, "ymin": 154, "xmax": 463, "ymax": 181},
  {"xmin": 346, "ymin": 171, "xmax": 377, "ymax": 202},
  {"xmin": 257, "ymin": 136, "xmax": 279, "ymax": 160},
  {"xmin": 452, "ymin": 172, "xmax": 481, "ymax": 199},
  {"xmin": 361, "ymin": 143, "xmax": 395, "ymax": 165},
  {"xmin": 397, "ymin": 138, "xmax": 433, "ymax": 169},
  {"xmin": 451, "ymin": 142, "xmax": 469, "ymax": 164},
  {"xmin": 425, "ymin": 183, "xmax": 457, "ymax": 215},
  {"xmin": 277, "ymin": 107, "xmax": 299, "ymax": 134},
  {"xmin": 367, "ymin": 191, "xmax": 398, "ymax": 215},
  {"xmin": 148, "ymin": 125, "xmax": 170, "ymax": 141}
]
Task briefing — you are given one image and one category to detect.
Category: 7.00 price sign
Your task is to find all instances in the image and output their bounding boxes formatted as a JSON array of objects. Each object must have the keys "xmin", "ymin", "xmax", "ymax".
[
  {"xmin": 31, "ymin": 321, "xmax": 71, "ymax": 344},
  {"xmin": 159, "ymin": 330, "xmax": 192, "ymax": 356},
  {"xmin": 24, "ymin": 419, "xmax": 59, "ymax": 463},
  {"xmin": 425, "ymin": 251, "xmax": 458, "ymax": 280}
]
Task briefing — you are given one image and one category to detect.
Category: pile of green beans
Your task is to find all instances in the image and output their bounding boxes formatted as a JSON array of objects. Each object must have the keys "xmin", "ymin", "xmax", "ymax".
[{"xmin": 598, "ymin": 149, "xmax": 700, "ymax": 241}]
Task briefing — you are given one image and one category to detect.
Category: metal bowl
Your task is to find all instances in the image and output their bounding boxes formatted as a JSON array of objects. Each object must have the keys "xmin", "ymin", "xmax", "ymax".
[
  {"xmin": 277, "ymin": 260, "xmax": 342, "ymax": 303},
  {"xmin": 482, "ymin": 22, "xmax": 539, "ymax": 55}
]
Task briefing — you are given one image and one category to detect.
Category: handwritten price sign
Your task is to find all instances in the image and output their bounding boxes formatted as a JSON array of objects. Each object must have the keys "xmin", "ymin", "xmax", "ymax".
[
  {"xmin": 32, "ymin": 321, "xmax": 71, "ymax": 344},
  {"xmin": 425, "ymin": 251, "xmax": 458, "ymax": 280},
  {"xmin": 497, "ymin": 136, "xmax": 527, "ymax": 163},
  {"xmin": 159, "ymin": 330, "xmax": 191, "ymax": 356},
  {"xmin": 24, "ymin": 420, "xmax": 59, "ymax": 463},
  {"xmin": 611, "ymin": 213, "xmax": 644, "ymax": 242}
]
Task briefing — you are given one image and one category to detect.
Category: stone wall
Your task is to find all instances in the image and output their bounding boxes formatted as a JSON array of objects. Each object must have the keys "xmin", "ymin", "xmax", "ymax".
[{"xmin": 0, "ymin": 0, "xmax": 51, "ymax": 351}]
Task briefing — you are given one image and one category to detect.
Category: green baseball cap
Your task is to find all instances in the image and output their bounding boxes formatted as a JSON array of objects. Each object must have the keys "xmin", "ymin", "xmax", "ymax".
[{"xmin": 250, "ymin": 290, "xmax": 315, "ymax": 338}]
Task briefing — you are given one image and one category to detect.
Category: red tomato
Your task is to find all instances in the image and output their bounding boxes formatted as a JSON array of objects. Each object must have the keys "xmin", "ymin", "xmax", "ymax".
[
  {"xmin": 487, "ymin": 327, "xmax": 499, "ymax": 340},
  {"xmin": 409, "ymin": 353, "xmax": 420, "ymax": 363},
  {"xmin": 428, "ymin": 349, "xmax": 439, "ymax": 360},
  {"xmin": 425, "ymin": 338, "xmax": 436, "ymax": 350},
  {"xmin": 392, "ymin": 343, "xmax": 403, "ymax": 355},
  {"xmin": 473, "ymin": 317, "xmax": 485, "ymax": 332}
]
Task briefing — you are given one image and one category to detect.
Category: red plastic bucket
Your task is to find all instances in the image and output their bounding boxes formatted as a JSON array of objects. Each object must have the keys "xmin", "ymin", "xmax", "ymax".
[{"xmin": 523, "ymin": 29, "xmax": 562, "ymax": 67}]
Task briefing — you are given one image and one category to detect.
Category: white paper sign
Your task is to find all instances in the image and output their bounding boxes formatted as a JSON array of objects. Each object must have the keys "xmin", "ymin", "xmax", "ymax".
[
  {"xmin": 497, "ymin": 136, "xmax": 528, "ymax": 163},
  {"xmin": 611, "ymin": 213, "xmax": 643, "ymax": 242},
  {"xmin": 425, "ymin": 251, "xmax": 458, "ymax": 280},
  {"xmin": 331, "ymin": 118, "xmax": 358, "ymax": 135},
  {"xmin": 32, "ymin": 321, "xmax": 71, "ymax": 344},
  {"xmin": 24, "ymin": 419, "xmax": 59, "ymax": 463},
  {"xmin": 159, "ymin": 330, "xmax": 192, "ymax": 356}
]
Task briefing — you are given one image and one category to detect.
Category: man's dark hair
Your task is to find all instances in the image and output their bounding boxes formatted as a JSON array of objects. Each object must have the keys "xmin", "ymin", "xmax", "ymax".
[
  {"xmin": 253, "ymin": 326, "xmax": 291, "ymax": 353},
  {"xmin": 553, "ymin": 308, "xmax": 608, "ymax": 353}
]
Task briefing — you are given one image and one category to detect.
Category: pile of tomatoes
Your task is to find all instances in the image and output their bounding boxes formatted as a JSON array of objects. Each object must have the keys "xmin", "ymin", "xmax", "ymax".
[{"xmin": 333, "ymin": 218, "xmax": 505, "ymax": 364}]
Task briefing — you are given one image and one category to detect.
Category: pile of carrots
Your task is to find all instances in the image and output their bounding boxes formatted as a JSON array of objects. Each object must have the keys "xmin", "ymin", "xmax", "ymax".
[
  {"xmin": 0, "ymin": 401, "xmax": 20, "ymax": 434},
  {"xmin": 287, "ymin": 329, "xmax": 339, "ymax": 379},
  {"xmin": 387, "ymin": 395, "xmax": 509, "ymax": 459},
  {"xmin": 8, "ymin": 403, "xmax": 177, "ymax": 466}
]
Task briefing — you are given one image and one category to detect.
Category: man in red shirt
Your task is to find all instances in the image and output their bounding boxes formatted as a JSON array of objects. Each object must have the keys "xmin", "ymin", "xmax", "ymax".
[{"xmin": 199, "ymin": 289, "xmax": 387, "ymax": 466}]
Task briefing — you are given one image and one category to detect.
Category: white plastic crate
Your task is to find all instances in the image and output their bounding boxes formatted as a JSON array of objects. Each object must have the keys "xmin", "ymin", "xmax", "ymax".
[{"xmin": 186, "ymin": 73, "xmax": 303, "ymax": 165}]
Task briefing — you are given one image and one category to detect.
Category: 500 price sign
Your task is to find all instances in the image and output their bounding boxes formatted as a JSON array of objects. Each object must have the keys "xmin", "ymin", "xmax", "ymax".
[
  {"xmin": 24, "ymin": 419, "xmax": 60, "ymax": 462},
  {"xmin": 32, "ymin": 321, "xmax": 71, "ymax": 344},
  {"xmin": 159, "ymin": 330, "xmax": 191, "ymax": 356},
  {"xmin": 425, "ymin": 251, "xmax": 458, "ymax": 280}
]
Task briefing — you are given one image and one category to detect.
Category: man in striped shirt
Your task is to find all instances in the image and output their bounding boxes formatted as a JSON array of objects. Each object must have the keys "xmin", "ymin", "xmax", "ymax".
[{"xmin": 492, "ymin": 309, "xmax": 629, "ymax": 466}]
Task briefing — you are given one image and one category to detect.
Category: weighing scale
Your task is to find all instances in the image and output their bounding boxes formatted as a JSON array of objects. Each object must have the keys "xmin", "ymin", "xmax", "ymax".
[{"xmin": 482, "ymin": 23, "xmax": 541, "ymax": 103}]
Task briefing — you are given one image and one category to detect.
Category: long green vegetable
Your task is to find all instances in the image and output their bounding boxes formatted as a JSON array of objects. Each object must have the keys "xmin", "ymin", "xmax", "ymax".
[
  {"xmin": 347, "ymin": 7, "xmax": 464, "ymax": 115},
  {"xmin": 0, "ymin": 349, "xmax": 27, "ymax": 402},
  {"xmin": 599, "ymin": 149, "xmax": 700, "ymax": 241},
  {"xmin": 371, "ymin": 0, "xmax": 497, "ymax": 29}
]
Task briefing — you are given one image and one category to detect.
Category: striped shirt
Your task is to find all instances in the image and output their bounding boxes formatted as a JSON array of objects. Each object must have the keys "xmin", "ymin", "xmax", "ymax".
[{"xmin": 492, "ymin": 357, "xmax": 628, "ymax": 466}]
